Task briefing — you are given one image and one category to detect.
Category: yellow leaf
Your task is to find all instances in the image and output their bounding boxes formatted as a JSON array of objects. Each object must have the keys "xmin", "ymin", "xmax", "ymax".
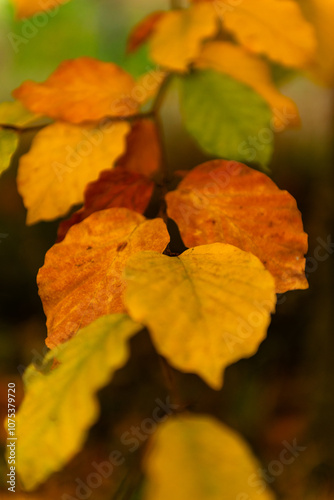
[
  {"xmin": 125, "ymin": 243, "xmax": 276, "ymax": 390},
  {"xmin": 195, "ymin": 41, "xmax": 300, "ymax": 130},
  {"xmin": 300, "ymin": 0, "xmax": 334, "ymax": 84},
  {"xmin": 127, "ymin": 11, "xmax": 165, "ymax": 53},
  {"xmin": 219, "ymin": 0, "xmax": 316, "ymax": 68},
  {"xmin": 37, "ymin": 208, "xmax": 169, "ymax": 348},
  {"xmin": 149, "ymin": 3, "xmax": 218, "ymax": 72},
  {"xmin": 13, "ymin": 57, "xmax": 139, "ymax": 124},
  {"xmin": 166, "ymin": 160, "xmax": 308, "ymax": 293},
  {"xmin": 0, "ymin": 101, "xmax": 42, "ymax": 128},
  {"xmin": 143, "ymin": 414, "xmax": 275, "ymax": 500},
  {"xmin": 11, "ymin": 0, "xmax": 70, "ymax": 18},
  {"xmin": 15, "ymin": 314, "xmax": 142, "ymax": 490},
  {"xmin": 17, "ymin": 120, "xmax": 130, "ymax": 224},
  {"xmin": 0, "ymin": 128, "xmax": 19, "ymax": 176}
]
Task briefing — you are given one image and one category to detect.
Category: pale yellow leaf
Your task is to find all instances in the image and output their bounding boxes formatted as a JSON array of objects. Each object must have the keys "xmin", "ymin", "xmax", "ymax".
[
  {"xmin": 17, "ymin": 120, "xmax": 130, "ymax": 224},
  {"xmin": 143, "ymin": 414, "xmax": 275, "ymax": 500},
  {"xmin": 125, "ymin": 243, "xmax": 276, "ymax": 389}
]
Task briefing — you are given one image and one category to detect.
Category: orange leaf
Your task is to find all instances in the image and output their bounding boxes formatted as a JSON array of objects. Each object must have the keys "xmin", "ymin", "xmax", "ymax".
[
  {"xmin": 149, "ymin": 3, "xmax": 218, "ymax": 72},
  {"xmin": 13, "ymin": 57, "xmax": 139, "ymax": 124},
  {"xmin": 127, "ymin": 11, "xmax": 165, "ymax": 53},
  {"xmin": 38, "ymin": 209, "xmax": 169, "ymax": 348},
  {"xmin": 11, "ymin": 0, "xmax": 70, "ymax": 18},
  {"xmin": 195, "ymin": 41, "xmax": 300, "ymax": 131},
  {"xmin": 117, "ymin": 119, "xmax": 161, "ymax": 178},
  {"xmin": 57, "ymin": 168, "xmax": 155, "ymax": 242},
  {"xmin": 166, "ymin": 160, "xmax": 308, "ymax": 293}
]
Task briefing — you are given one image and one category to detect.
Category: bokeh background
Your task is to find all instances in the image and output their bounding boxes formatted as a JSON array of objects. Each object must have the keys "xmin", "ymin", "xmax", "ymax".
[{"xmin": 0, "ymin": 0, "xmax": 333, "ymax": 498}]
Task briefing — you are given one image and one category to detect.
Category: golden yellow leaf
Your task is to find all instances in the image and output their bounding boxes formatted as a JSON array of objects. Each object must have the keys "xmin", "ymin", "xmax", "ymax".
[
  {"xmin": 13, "ymin": 57, "xmax": 139, "ymax": 124},
  {"xmin": 117, "ymin": 119, "xmax": 161, "ymax": 177},
  {"xmin": 195, "ymin": 41, "xmax": 300, "ymax": 130},
  {"xmin": 149, "ymin": 3, "xmax": 218, "ymax": 72},
  {"xmin": 166, "ymin": 160, "xmax": 308, "ymax": 293},
  {"xmin": 17, "ymin": 120, "xmax": 130, "ymax": 224},
  {"xmin": 125, "ymin": 243, "xmax": 276, "ymax": 389},
  {"xmin": 0, "ymin": 101, "xmax": 41, "ymax": 128},
  {"xmin": 11, "ymin": 0, "xmax": 70, "ymax": 18},
  {"xmin": 300, "ymin": 0, "xmax": 334, "ymax": 84},
  {"xmin": 143, "ymin": 414, "xmax": 275, "ymax": 500},
  {"xmin": 37, "ymin": 208, "xmax": 169, "ymax": 348},
  {"xmin": 219, "ymin": 0, "xmax": 316, "ymax": 68}
]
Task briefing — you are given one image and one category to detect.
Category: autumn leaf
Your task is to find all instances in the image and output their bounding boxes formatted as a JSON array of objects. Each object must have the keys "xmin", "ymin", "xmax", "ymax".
[
  {"xmin": 178, "ymin": 70, "xmax": 273, "ymax": 167},
  {"xmin": 0, "ymin": 128, "xmax": 19, "ymax": 176},
  {"xmin": 0, "ymin": 101, "xmax": 42, "ymax": 128},
  {"xmin": 117, "ymin": 119, "xmax": 161, "ymax": 177},
  {"xmin": 143, "ymin": 414, "xmax": 275, "ymax": 500},
  {"xmin": 11, "ymin": 0, "xmax": 70, "ymax": 18},
  {"xmin": 13, "ymin": 57, "xmax": 139, "ymax": 124},
  {"xmin": 166, "ymin": 160, "xmax": 308, "ymax": 293},
  {"xmin": 195, "ymin": 41, "xmax": 300, "ymax": 131},
  {"xmin": 127, "ymin": 11, "xmax": 165, "ymax": 53},
  {"xmin": 149, "ymin": 3, "xmax": 218, "ymax": 72},
  {"xmin": 38, "ymin": 208, "xmax": 169, "ymax": 348},
  {"xmin": 57, "ymin": 168, "xmax": 155, "ymax": 242},
  {"xmin": 125, "ymin": 243, "xmax": 276, "ymax": 389},
  {"xmin": 219, "ymin": 0, "xmax": 316, "ymax": 69},
  {"xmin": 17, "ymin": 120, "xmax": 130, "ymax": 224},
  {"xmin": 16, "ymin": 314, "xmax": 142, "ymax": 490},
  {"xmin": 301, "ymin": 0, "xmax": 334, "ymax": 84}
]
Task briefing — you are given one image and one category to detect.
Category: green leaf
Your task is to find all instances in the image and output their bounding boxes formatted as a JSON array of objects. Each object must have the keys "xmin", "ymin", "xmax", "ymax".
[
  {"xmin": 0, "ymin": 127, "xmax": 19, "ymax": 176},
  {"xmin": 15, "ymin": 314, "xmax": 143, "ymax": 491},
  {"xmin": 178, "ymin": 70, "xmax": 273, "ymax": 167},
  {"xmin": 143, "ymin": 414, "xmax": 275, "ymax": 500}
]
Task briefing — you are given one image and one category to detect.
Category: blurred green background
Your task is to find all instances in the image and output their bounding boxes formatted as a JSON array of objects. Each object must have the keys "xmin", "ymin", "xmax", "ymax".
[{"xmin": 0, "ymin": 1, "xmax": 333, "ymax": 499}]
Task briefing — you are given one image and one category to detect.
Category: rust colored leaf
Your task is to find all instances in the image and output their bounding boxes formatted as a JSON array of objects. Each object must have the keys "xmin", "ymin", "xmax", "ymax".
[
  {"xmin": 57, "ymin": 168, "xmax": 155, "ymax": 242},
  {"xmin": 127, "ymin": 11, "xmax": 165, "ymax": 53},
  {"xmin": 38, "ymin": 209, "xmax": 169, "ymax": 348},
  {"xmin": 13, "ymin": 57, "xmax": 139, "ymax": 124},
  {"xmin": 166, "ymin": 160, "xmax": 308, "ymax": 293},
  {"xmin": 117, "ymin": 119, "xmax": 161, "ymax": 178}
]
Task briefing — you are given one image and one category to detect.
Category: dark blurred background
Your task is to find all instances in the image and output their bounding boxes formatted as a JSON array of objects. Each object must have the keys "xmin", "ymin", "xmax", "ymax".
[{"xmin": 0, "ymin": 1, "xmax": 333, "ymax": 498}]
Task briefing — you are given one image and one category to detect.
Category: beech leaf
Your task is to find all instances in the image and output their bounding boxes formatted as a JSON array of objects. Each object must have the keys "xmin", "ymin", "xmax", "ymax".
[
  {"xmin": 117, "ymin": 119, "xmax": 161, "ymax": 177},
  {"xmin": 17, "ymin": 120, "xmax": 130, "ymax": 224},
  {"xmin": 125, "ymin": 243, "xmax": 276, "ymax": 389},
  {"xmin": 16, "ymin": 314, "xmax": 142, "ymax": 490},
  {"xmin": 195, "ymin": 41, "xmax": 300, "ymax": 131},
  {"xmin": 57, "ymin": 168, "xmax": 155, "ymax": 242},
  {"xmin": 13, "ymin": 57, "xmax": 139, "ymax": 124},
  {"xmin": 0, "ymin": 128, "xmax": 19, "ymax": 176},
  {"xmin": 178, "ymin": 70, "xmax": 273, "ymax": 167},
  {"xmin": 127, "ymin": 11, "xmax": 165, "ymax": 53},
  {"xmin": 0, "ymin": 101, "xmax": 42, "ymax": 128},
  {"xmin": 220, "ymin": 0, "xmax": 316, "ymax": 68},
  {"xmin": 166, "ymin": 160, "xmax": 308, "ymax": 293},
  {"xmin": 143, "ymin": 414, "xmax": 275, "ymax": 500},
  {"xmin": 38, "ymin": 208, "xmax": 169, "ymax": 348},
  {"xmin": 149, "ymin": 3, "xmax": 218, "ymax": 72}
]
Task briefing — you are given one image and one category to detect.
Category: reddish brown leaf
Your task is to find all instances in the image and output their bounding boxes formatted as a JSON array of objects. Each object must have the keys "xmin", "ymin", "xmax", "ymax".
[
  {"xmin": 166, "ymin": 160, "xmax": 308, "ymax": 293},
  {"xmin": 38, "ymin": 209, "xmax": 169, "ymax": 348},
  {"xmin": 57, "ymin": 168, "xmax": 155, "ymax": 242},
  {"xmin": 127, "ymin": 11, "xmax": 165, "ymax": 53},
  {"xmin": 117, "ymin": 119, "xmax": 161, "ymax": 178}
]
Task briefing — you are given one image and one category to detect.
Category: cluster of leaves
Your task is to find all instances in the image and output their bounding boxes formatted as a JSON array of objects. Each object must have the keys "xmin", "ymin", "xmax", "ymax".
[{"xmin": 2, "ymin": 0, "xmax": 328, "ymax": 497}]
